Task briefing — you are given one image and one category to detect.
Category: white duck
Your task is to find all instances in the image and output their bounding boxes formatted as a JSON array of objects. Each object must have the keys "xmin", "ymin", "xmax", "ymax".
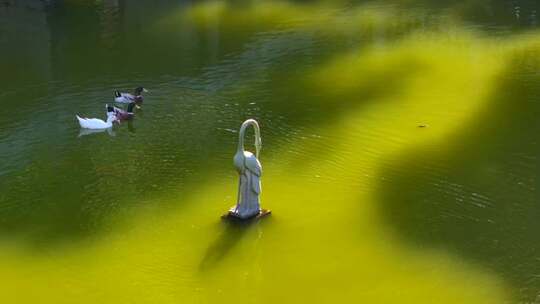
[{"xmin": 76, "ymin": 106, "xmax": 117, "ymax": 129}]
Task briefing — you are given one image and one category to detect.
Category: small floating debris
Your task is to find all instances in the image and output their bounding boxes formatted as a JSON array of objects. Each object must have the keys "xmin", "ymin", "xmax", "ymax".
[{"xmin": 418, "ymin": 124, "xmax": 429, "ymax": 128}]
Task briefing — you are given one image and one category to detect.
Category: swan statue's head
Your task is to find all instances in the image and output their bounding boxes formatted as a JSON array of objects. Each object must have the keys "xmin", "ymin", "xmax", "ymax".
[{"xmin": 234, "ymin": 119, "xmax": 262, "ymax": 172}]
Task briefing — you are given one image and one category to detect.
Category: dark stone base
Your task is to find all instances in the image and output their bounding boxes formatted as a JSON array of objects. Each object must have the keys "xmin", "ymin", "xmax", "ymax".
[{"xmin": 221, "ymin": 209, "xmax": 272, "ymax": 221}]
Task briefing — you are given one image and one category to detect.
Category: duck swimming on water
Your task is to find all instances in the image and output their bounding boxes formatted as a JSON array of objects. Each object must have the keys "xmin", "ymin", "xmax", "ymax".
[
  {"xmin": 114, "ymin": 87, "xmax": 147, "ymax": 108},
  {"xmin": 76, "ymin": 105, "xmax": 117, "ymax": 129},
  {"xmin": 108, "ymin": 102, "xmax": 135, "ymax": 122}
]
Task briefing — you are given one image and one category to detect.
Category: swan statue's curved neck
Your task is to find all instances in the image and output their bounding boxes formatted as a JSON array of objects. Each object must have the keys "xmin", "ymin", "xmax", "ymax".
[{"xmin": 237, "ymin": 119, "xmax": 261, "ymax": 158}]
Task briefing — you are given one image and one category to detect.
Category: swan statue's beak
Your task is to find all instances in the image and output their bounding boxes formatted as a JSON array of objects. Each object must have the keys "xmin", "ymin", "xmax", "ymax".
[{"xmin": 255, "ymin": 138, "xmax": 262, "ymax": 158}]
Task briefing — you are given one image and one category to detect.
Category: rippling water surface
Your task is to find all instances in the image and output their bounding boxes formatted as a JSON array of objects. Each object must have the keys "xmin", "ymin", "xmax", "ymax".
[{"xmin": 1, "ymin": 0, "xmax": 539, "ymax": 303}]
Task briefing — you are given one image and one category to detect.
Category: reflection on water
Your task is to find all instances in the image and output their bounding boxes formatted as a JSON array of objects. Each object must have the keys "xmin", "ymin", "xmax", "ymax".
[
  {"xmin": 1, "ymin": 0, "xmax": 539, "ymax": 303},
  {"xmin": 78, "ymin": 127, "xmax": 115, "ymax": 138}
]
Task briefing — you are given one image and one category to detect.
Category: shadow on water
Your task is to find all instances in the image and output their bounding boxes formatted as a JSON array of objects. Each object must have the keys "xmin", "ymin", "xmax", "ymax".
[
  {"xmin": 376, "ymin": 42, "xmax": 540, "ymax": 302},
  {"xmin": 440, "ymin": 0, "xmax": 538, "ymax": 34},
  {"xmin": 199, "ymin": 217, "xmax": 270, "ymax": 271},
  {"xmin": 269, "ymin": 54, "xmax": 427, "ymax": 122},
  {"xmin": 389, "ymin": 0, "xmax": 539, "ymax": 32}
]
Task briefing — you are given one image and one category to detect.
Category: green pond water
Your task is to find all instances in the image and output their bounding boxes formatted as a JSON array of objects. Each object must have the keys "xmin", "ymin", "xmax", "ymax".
[{"xmin": 1, "ymin": 0, "xmax": 539, "ymax": 303}]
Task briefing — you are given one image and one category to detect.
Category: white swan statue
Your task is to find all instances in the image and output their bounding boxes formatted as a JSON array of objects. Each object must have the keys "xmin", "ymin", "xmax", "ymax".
[{"xmin": 225, "ymin": 119, "xmax": 270, "ymax": 220}]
